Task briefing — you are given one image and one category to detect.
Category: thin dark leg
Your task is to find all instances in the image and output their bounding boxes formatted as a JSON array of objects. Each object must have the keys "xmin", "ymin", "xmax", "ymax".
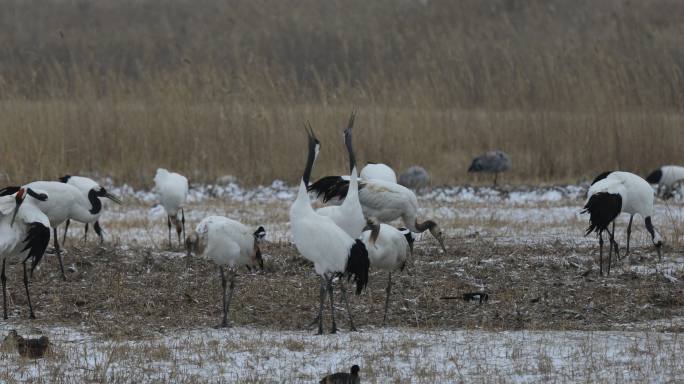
[
  {"xmin": 2, "ymin": 258, "xmax": 7, "ymax": 320},
  {"xmin": 167, "ymin": 216, "xmax": 172, "ymax": 248},
  {"xmin": 54, "ymin": 227, "xmax": 66, "ymax": 281},
  {"xmin": 606, "ymin": 227, "xmax": 620, "ymax": 276},
  {"xmin": 317, "ymin": 276, "xmax": 326, "ymax": 335},
  {"xmin": 23, "ymin": 257, "xmax": 35, "ymax": 319},
  {"xmin": 626, "ymin": 215, "xmax": 633, "ymax": 257},
  {"xmin": 224, "ymin": 270, "xmax": 236, "ymax": 328},
  {"xmin": 181, "ymin": 208, "xmax": 186, "ymax": 247},
  {"xmin": 83, "ymin": 223, "xmax": 89, "ymax": 243},
  {"xmin": 62, "ymin": 219, "xmax": 70, "ymax": 246},
  {"xmin": 339, "ymin": 278, "xmax": 357, "ymax": 332},
  {"xmin": 326, "ymin": 276, "xmax": 337, "ymax": 334},
  {"xmin": 599, "ymin": 232, "xmax": 604, "ymax": 276},
  {"xmin": 383, "ymin": 272, "xmax": 392, "ymax": 326},
  {"xmin": 94, "ymin": 221, "xmax": 104, "ymax": 244},
  {"xmin": 219, "ymin": 267, "xmax": 228, "ymax": 327},
  {"xmin": 493, "ymin": 173, "xmax": 498, "ymax": 187}
]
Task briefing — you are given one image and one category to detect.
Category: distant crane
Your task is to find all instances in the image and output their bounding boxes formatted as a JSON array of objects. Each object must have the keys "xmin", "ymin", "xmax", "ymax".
[
  {"xmin": 645, "ymin": 165, "xmax": 684, "ymax": 199},
  {"xmin": 0, "ymin": 187, "xmax": 50, "ymax": 319},
  {"xmin": 58, "ymin": 175, "xmax": 122, "ymax": 245},
  {"xmin": 315, "ymin": 112, "xmax": 365, "ymax": 239},
  {"xmin": 319, "ymin": 365, "xmax": 361, "ymax": 384},
  {"xmin": 398, "ymin": 166, "xmax": 430, "ymax": 192},
  {"xmin": 154, "ymin": 169, "xmax": 189, "ymax": 248},
  {"xmin": 290, "ymin": 125, "xmax": 370, "ymax": 334},
  {"xmin": 185, "ymin": 216, "xmax": 265, "ymax": 327},
  {"xmin": 360, "ymin": 163, "xmax": 397, "ymax": 183},
  {"xmin": 583, "ymin": 171, "xmax": 663, "ymax": 275},
  {"xmin": 468, "ymin": 150, "xmax": 512, "ymax": 187},
  {"xmin": 360, "ymin": 218, "xmax": 413, "ymax": 326}
]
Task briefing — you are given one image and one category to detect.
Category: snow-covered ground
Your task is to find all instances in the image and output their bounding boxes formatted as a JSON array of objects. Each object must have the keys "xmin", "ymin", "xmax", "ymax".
[{"xmin": 2, "ymin": 324, "xmax": 683, "ymax": 383}]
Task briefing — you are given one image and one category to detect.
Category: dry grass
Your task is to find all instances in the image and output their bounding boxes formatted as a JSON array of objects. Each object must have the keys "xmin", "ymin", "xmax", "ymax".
[{"xmin": 1, "ymin": 0, "xmax": 684, "ymax": 187}]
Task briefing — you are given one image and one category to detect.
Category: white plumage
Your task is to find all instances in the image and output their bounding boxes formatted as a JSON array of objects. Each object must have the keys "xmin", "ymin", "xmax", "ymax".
[
  {"xmin": 186, "ymin": 216, "xmax": 264, "ymax": 328},
  {"xmin": 59, "ymin": 175, "xmax": 122, "ymax": 244},
  {"xmin": 360, "ymin": 221, "xmax": 413, "ymax": 325},
  {"xmin": 583, "ymin": 171, "xmax": 663, "ymax": 275},
  {"xmin": 314, "ymin": 113, "xmax": 365, "ymax": 239},
  {"xmin": 0, "ymin": 187, "xmax": 51, "ymax": 319},
  {"xmin": 645, "ymin": 165, "xmax": 684, "ymax": 198},
  {"xmin": 290, "ymin": 125, "xmax": 370, "ymax": 335},
  {"xmin": 154, "ymin": 168, "xmax": 189, "ymax": 247},
  {"xmin": 360, "ymin": 163, "xmax": 397, "ymax": 183}
]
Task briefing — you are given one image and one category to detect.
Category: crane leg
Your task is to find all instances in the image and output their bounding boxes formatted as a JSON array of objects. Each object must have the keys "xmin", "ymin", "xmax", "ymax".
[
  {"xmin": 167, "ymin": 216, "xmax": 173, "ymax": 248},
  {"xmin": 606, "ymin": 225, "xmax": 619, "ymax": 276},
  {"xmin": 22, "ymin": 256, "xmax": 35, "ymax": 319},
  {"xmin": 327, "ymin": 275, "xmax": 337, "ymax": 334},
  {"xmin": 83, "ymin": 223, "xmax": 89, "ymax": 243},
  {"xmin": 219, "ymin": 267, "xmax": 229, "ymax": 328},
  {"xmin": 62, "ymin": 219, "xmax": 70, "ymax": 246},
  {"xmin": 94, "ymin": 221, "xmax": 104, "ymax": 244},
  {"xmin": 181, "ymin": 208, "xmax": 186, "ymax": 247},
  {"xmin": 54, "ymin": 227, "xmax": 66, "ymax": 281},
  {"xmin": 339, "ymin": 278, "xmax": 357, "ymax": 332},
  {"xmin": 1, "ymin": 258, "xmax": 7, "ymax": 320},
  {"xmin": 316, "ymin": 276, "xmax": 326, "ymax": 335},
  {"xmin": 223, "ymin": 269, "xmax": 236, "ymax": 328},
  {"xmin": 382, "ymin": 272, "xmax": 392, "ymax": 327},
  {"xmin": 493, "ymin": 173, "xmax": 498, "ymax": 187},
  {"xmin": 625, "ymin": 215, "xmax": 633, "ymax": 257},
  {"xmin": 599, "ymin": 232, "xmax": 604, "ymax": 276}
]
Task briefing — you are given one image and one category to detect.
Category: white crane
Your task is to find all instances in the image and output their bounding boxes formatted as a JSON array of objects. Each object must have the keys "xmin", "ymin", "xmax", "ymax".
[
  {"xmin": 58, "ymin": 175, "xmax": 122, "ymax": 245},
  {"xmin": 290, "ymin": 125, "xmax": 370, "ymax": 335},
  {"xmin": 0, "ymin": 187, "xmax": 51, "ymax": 319},
  {"xmin": 645, "ymin": 165, "xmax": 684, "ymax": 199},
  {"xmin": 1, "ymin": 181, "xmax": 121, "ymax": 280},
  {"xmin": 360, "ymin": 163, "xmax": 397, "ymax": 183},
  {"xmin": 153, "ymin": 168, "xmax": 189, "ymax": 248},
  {"xmin": 308, "ymin": 176, "xmax": 446, "ymax": 253},
  {"xmin": 360, "ymin": 219, "xmax": 413, "ymax": 326},
  {"xmin": 314, "ymin": 112, "xmax": 365, "ymax": 239},
  {"xmin": 582, "ymin": 171, "xmax": 663, "ymax": 275},
  {"xmin": 185, "ymin": 216, "xmax": 265, "ymax": 328}
]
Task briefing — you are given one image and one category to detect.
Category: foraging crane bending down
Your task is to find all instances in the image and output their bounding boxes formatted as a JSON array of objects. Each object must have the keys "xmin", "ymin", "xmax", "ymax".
[
  {"xmin": 360, "ymin": 163, "xmax": 397, "ymax": 184},
  {"xmin": 645, "ymin": 165, "xmax": 684, "ymax": 199},
  {"xmin": 398, "ymin": 166, "xmax": 430, "ymax": 192},
  {"xmin": 0, "ymin": 187, "xmax": 50, "ymax": 319},
  {"xmin": 315, "ymin": 112, "xmax": 365, "ymax": 239},
  {"xmin": 154, "ymin": 169, "xmax": 189, "ymax": 248},
  {"xmin": 582, "ymin": 171, "xmax": 663, "ymax": 276},
  {"xmin": 185, "ymin": 216, "xmax": 265, "ymax": 328},
  {"xmin": 58, "ymin": 175, "xmax": 122, "ymax": 245},
  {"xmin": 308, "ymin": 174, "xmax": 446, "ymax": 254},
  {"xmin": 290, "ymin": 125, "xmax": 370, "ymax": 335},
  {"xmin": 468, "ymin": 150, "xmax": 512, "ymax": 187},
  {"xmin": 360, "ymin": 219, "xmax": 414, "ymax": 326},
  {"xmin": 0, "ymin": 181, "xmax": 119, "ymax": 280}
]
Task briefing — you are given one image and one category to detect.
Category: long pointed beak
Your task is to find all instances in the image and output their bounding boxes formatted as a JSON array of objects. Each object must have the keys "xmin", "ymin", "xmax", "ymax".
[
  {"xmin": 105, "ymin": 193, "xmax": 122, "ymax": 205},
  {"xmin": 10, "ymin": 203, "xmax": 21, "ymax": 226},
  {"xmin": 438, "ymin": 237, "xmax": 447, "ymax": 253}
]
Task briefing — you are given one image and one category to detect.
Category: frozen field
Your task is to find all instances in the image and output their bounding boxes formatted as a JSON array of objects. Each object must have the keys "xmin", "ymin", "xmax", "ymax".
[{"xmin": 1, "ymin": 182, "xmax": 683, "ymax": 383}]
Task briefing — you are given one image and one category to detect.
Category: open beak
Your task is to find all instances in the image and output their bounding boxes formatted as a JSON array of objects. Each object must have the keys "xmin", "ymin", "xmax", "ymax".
[{"xmin": 105, "ymin": 193, "xmax": 122, "ymax": 205}]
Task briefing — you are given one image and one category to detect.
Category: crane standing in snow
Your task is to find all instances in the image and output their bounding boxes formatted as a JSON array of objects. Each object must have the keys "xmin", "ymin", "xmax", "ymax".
[
  {"xmin": 58, "ymin": 175, "xmax": 122, "ymax": 245},
  {"xmin": 583, "ymin": 171, "xmax": 663, "ymax": 275},
  {"xmin": 185, "ymin": 216, "xmax": 265, "ymax": 327},
  {"xmin": 0, "ymin": 187, "xmax": 51, "ymax": 319},
  {"xmin": 645, "ymin": 165, "xmax": 684, "ymax": 199},
  {"xmin": 290, "ymin": 125, "xmax": 370, "ymax": 335},
  {"xmin": 154, "ymin": 169, "xmax": 189, "ymax": 248}
]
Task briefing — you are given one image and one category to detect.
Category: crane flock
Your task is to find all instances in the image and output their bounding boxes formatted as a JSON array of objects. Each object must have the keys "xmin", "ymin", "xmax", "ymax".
[{"xmin": 0, "ymin": 112, "xmax": 673, "ymax": 336}]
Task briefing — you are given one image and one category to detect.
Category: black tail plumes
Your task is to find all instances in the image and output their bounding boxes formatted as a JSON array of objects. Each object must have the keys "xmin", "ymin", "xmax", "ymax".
[
  {"xmin": 346, "ymin": 240, "xmax": 370, "ymax": 295},
  {"xmin": 0, "ymin": 186, "xmax": 20, "ymax": 196},
  {"xmin": 308, "ymin": 176, "xmax": 350, "ymax": 202},
  {"xmin": 20, "ymin": 223, "xmax": 51, "ymax": 274},
  {"xmin": 582, "ymin": 192, "xmax": 622, "ymax": 236}
]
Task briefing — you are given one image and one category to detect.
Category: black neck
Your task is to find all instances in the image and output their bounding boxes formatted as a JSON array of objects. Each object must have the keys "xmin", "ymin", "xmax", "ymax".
[
  {"xmin": 303, "ymin": 137, "xmax": 317, "ymax": 186},
  {"xmin": 88, "ymin": 189, "xmax": 102, "ymax": 214},
  {"xmin": 344, "ymin": 112, "xmax": 356, "ymax": 173}
]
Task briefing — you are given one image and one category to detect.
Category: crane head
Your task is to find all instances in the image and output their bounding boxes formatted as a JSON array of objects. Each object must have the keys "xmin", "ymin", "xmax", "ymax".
[{"xmin": 10, "ymin": 188, "xmax": 26, "ymax": 226}]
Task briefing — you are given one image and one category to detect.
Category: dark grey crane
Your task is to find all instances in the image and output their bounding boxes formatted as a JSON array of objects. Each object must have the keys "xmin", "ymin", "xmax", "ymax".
[{"xmin": 468, "ymin": 150, "xmax": 512, "ymax": 186}]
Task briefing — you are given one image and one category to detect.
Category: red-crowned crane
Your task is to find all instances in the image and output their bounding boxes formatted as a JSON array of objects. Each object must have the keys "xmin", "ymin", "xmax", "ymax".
[
  {"xmin": 154, "ymin": 168, "xmax": 189, "ymax": 248},
  {"xmin": 360, "ymin": 163, "xmax": 397, "ymax": 184},
  {"xmin": 583, "ymin": 171, "xmax": 663, "ymax": 275},
  {"xmin": 0, "ymin": 187, "xmax": 50, "ymax": 319},
  {"xmin": 185, "ymin": 216, "xmax": 265, "ymax": 328},
  {"xmin": 645, "ymin": 165, "xmax": 684, "ymax": 199},
  {"xmin": 290, "ymin": 125, "xmax": 370, "ymax": 335}
]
